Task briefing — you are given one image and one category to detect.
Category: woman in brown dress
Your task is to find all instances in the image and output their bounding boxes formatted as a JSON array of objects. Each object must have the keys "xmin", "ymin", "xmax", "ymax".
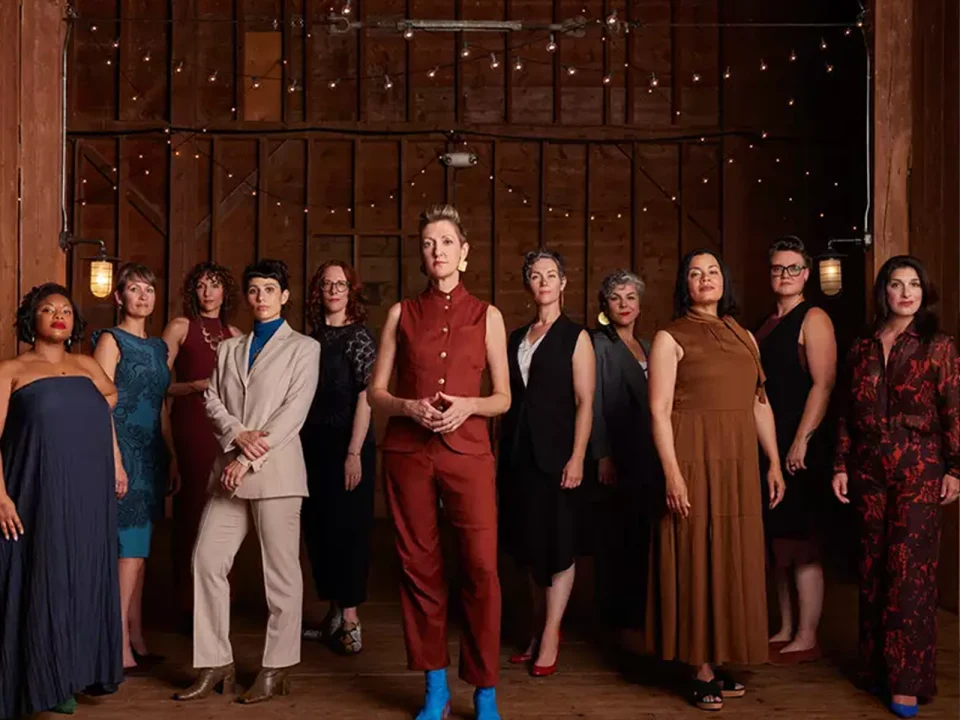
[
  {"xmin": 645, "ymin": 249, "xmax": 785, "ymax": 711},
  {"xmin": 161, "ymin": 262, "xmax": 240, "ymax": 630}
]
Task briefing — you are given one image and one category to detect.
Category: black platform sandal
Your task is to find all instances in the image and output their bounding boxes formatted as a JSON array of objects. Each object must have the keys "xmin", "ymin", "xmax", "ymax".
[
  {"xmin": 713, "ymin": 668, "xmax": 745, "ymax": 698},
  {"xmin": 691, "ymin": 678, "xmax": 724, "ymax": 711}
]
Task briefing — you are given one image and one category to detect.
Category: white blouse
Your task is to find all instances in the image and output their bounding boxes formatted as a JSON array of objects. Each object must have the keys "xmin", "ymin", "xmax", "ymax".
[{"xmin": 517, "ymin": 333, "xmax": 546, "ymax": 386}]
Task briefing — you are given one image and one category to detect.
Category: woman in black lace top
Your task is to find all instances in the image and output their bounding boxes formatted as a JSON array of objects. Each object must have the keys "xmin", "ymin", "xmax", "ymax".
[{"xmin": 300, "ymin": 261, "xmax": 377, "ymax": 655}]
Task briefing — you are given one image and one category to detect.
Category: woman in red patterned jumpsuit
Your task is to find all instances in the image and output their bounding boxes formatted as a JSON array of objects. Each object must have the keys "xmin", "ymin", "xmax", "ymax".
[{"xmin": 832, "ymin": 255, "xmax": 959, "ymax": 719}]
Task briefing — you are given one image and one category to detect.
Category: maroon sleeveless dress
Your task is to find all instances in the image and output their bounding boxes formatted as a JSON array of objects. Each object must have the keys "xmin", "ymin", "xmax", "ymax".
[{"xmin": 171, "ymin": 317, "xmax": 233, "ymax": 619}]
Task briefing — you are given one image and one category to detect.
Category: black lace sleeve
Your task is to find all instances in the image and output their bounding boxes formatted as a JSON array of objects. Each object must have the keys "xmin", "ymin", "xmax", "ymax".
[{"xmin": 346, "ymin": 325, "xmax": 377, "ymax": 390}]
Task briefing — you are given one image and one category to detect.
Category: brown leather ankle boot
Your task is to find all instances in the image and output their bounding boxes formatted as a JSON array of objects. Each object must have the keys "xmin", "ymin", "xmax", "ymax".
[
  {"xmin": 172, "ymin": 663, "xmax": 236, "ymax": 701},
  {"xmin": 236, "ymin": 666, "xmax": 293, "ymax": 704}
]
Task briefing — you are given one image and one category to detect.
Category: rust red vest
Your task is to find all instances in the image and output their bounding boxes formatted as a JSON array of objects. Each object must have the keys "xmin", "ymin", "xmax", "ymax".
[{"xmin": 383, "ymin": 283, "xmax": 491, "ymax": 456}]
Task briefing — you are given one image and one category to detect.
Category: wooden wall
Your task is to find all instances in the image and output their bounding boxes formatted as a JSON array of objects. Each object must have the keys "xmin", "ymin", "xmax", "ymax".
[{"xmin": 64, "ymin": 0, "xmax": 869, "ymax": 346}]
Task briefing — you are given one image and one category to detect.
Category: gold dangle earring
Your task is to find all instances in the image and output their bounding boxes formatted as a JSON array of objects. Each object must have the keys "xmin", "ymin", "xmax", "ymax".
[{"xmin": 457, "ymin": 257, "xmax": 468, "ymax": 273}]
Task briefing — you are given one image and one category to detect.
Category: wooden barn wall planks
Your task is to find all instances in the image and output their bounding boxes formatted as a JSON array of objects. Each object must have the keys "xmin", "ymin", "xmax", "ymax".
[{"xmin": 0, "ymin": 0, "xmax": 21, "ymax": 358}]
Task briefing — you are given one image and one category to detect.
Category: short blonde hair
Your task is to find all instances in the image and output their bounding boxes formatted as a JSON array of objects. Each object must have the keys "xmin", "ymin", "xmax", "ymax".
[{"xmin": 419, "ymin": 204, "xmax": 466, "ymax": 243}]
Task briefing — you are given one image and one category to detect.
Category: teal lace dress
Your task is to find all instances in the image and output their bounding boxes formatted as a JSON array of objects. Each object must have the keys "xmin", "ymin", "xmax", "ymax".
[{"xmin": 92, "ymin": 328, "xmax": 171, "ymax": 558}]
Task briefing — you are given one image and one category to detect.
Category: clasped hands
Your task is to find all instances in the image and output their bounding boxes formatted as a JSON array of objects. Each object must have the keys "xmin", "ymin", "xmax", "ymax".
[
  {"xmin": 405, "ymin": 393, "xmax": 475, "ymax": 435},
  {"xmin": 220, "ymin": 429, "xmax": 271, "ymax": 492}
]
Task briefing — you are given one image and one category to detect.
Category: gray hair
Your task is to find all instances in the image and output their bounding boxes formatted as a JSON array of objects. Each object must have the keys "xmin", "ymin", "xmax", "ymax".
[
  {"xmin": 522, "ymin": 249, "xmax": 565, "ymax": 287},
  {"xmin": 599, "ymin": 269, "xmax": 645, "ymax": 308}
]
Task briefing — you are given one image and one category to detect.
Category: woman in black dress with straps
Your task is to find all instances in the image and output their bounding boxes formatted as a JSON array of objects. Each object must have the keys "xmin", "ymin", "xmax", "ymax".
[
  {"xmin": 300, "ymin": 261, "xmax": 377, "ymax": 655},
  {"xmin": 499, "ymin": 249, "xmax": 595, "ymax": 678},
  {"xmin": 757, "ymin": 238, "xmax": 836, "ymax": 663}
]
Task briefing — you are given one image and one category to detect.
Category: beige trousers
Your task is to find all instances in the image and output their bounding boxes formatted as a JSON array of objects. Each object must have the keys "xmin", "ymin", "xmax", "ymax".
[{"xmin": 192, "ymin": 494, "xmax": 303, "ymax": 668}]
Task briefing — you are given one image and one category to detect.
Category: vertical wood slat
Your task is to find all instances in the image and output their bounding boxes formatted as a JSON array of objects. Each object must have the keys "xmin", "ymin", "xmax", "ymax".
[
  {"xmin": 503, "ymin": 1, "xmax": 511, "ymax": 125},
  {"xmin": 552, "ymin": 0, "xmax": 560, "ymax": 124},
  {"xmin": 669, "ymin": 0, "xmax": 678, "ymax": 124},
  {"xmin": 234, "ymin": 0, "xmax": 243, "ymax": 119},
  {"xmin": 491, "ymin": 139, "xmax": 498, "ymax": 306},
  {"xmin": 629, "ymin": 142, "xmax": 637, "ymax": 272},
  {"xmin": 454, "ymin": 0, "xmax": 462, "ymax": 125},
  {"xmin": 256, "ymin": 138, "xmax": 267, "ymax": 260},
  {"xmin": 404, "ymin": 0, "xmax": 411, "ymax": 123},
  {"xmin": 601, "ymin": 0, "xmax": 609, "ymax": 126},
  {"xmin": 538, "ymin": 140, "xmax": 546, "ymax": 248},
  {"xmin": 356, "ymin": 0, "xmax": 364, "ymax": 122},
  {"xmin": 114, "ymin": 0, "xmax": 123, "ymax": 122},
  {"xmin": 116, "ymin": 138, "xmax": 126, "ymax": 260},
  {"xmin": 582, "ymin": 145, "xmax": 591, "ymax": 320},
  {"xmin": 210, "ymin": 138, "xmax": 220, "ymax": 259},
  {"xmin": 624, "ymin": 2, "xmax": 633, "ymax": 126}
]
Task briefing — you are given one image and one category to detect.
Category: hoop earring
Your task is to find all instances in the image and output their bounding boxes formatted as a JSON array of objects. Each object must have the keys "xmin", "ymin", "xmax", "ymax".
[
  {"xmin": 458, "ymin": 258, "xmax": 468, "ymax": 273},
  {"xmin": 597, "ymin": 311, "xmax": 610, "ymax": 326},
  {"xmin": 64, "ymin": 337, "xmax": 72, "ymax": 350}
]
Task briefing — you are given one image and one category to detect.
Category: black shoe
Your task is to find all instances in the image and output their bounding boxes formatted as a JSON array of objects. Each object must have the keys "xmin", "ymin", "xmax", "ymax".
[
  {"xmin": 132, "ymin": 649, "xmax": 165, "ymax": 666},
  {"xmin": 83, "ymin": 682, "xmax": 119, "ymax": 696}
]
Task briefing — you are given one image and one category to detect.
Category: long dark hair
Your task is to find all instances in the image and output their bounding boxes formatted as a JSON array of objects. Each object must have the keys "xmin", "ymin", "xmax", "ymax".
[
  {"xmin": 16, "ymin": 283, "xmax": 86, "ymax": 347},
  {"xmin": 181, "ymin": 262, "xmax": 237, "ymax": 322},
  {"xmin": 673, "ymin": 248, "xmax": 739, "ymax": 319},
  {"xmin": 872, "ymin": 255, "xmax": 939, "ymax": 339}
]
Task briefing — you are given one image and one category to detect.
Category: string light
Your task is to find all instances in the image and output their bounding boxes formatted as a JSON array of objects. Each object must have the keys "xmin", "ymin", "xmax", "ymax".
[
  {"xmin": 723, "ymin": 67, "xmax": 731, "ymax": 79},
  {"xmin": 692, "ymin": 72, "xmax": 701, "ymax": 83},
  {"xmin": 606, "ymin": 9, "xmax": 618, "ymax": 27},
  {"xmin": 341, "ymin": 0, "xmax": 352, "ymax": 15},
  {"xmin": 207, "ymin": 70, "xmax": 218, "ymax": 83},
  {"xmin": 142, "ymin": 51, "xmax": 151, "ymax": 62},
  {"xmin": 648, "ymin": 72, "xmax": 659, "ymax": 88},
  {"xmin": 788, "ymin": 98, "xmax": 795, "ymax": 106},
  {"xmin": 567, "ymin": 66, "xmax": 577, "ymax": 76},
  {"xmin": 175, "ymin": 61, "xmax": 184, "ymax": 73},
  {"xmin": 383, "ymin": 74, "xmax": 393, "ymax": 90},
  {"xmin": 403, "ymin": 26, "xmax": 414, "ymax": 40},
  {"xmin": 328, "ymin": 79, "xmax": 340, "ymax": 88},
  {"xmin": 845, "ymin": 28, "xmax": 852, "ymax": 36},
  {"xmin": 546, "ymin": 34, "xmax": 557, "ymax": 52},
  {"xmin": 760, "ymin": 59, "xmax": 768, "ymax": 71},
  {"xmin": 111, "ymin": 40, "xmax": 119, "ymax": 49},
  {"xmin": 252, "ymin": 76, "xmax": 261, "ymax": 89},
  {"xmin": 489, "ymin": 53, "xmax": 500, "ymax": 69},
  {"xmin": 826, "ymin": 64, "xmax": 834, "ymax": 73},
  {"xmin": 461, "ymin": 43, "xmax": 471, "ymax": 58},
  {"xmin": 427, "ymin": 67, "xmax": 438, "ymax": 78},
  {"xmin": 789, "ymin": 50, "xmax": 797, "ymax": 62},
  {"xmin": 602, "ymin": 75, "xmax": 612, "ymax": 84},
  {"xmin": 820, "ymin": 37, "xmax": 828, "ymax": 50},
  {"xmin": 288, "ymin": 79, "xmax": 300, "ymax": 93},
  {"xmin": 513, "ymin": 56, "xmax": 523, "ymax": 71}
]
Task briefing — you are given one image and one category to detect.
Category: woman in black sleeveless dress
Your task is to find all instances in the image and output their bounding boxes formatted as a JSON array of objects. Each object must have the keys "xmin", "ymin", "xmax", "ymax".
[
  {"xmin": 757, "ymin": 238, "xmax": 837, "ymax": 663},
  {"xmin": 498, "ymin": 249, "xmax": 595, "ymax": 678},
  {"xmin": 300, "ymin": 261, "xmax": 377, "ymax": 655}
]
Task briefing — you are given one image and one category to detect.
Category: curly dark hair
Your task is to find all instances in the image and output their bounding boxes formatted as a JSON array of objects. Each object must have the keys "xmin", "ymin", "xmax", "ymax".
[
  {"xmin": 181, "ymin": 262, "xmax": 237, "ymax": 322},
  {"xmin": 16, "ymin": 283, "xmax": 86, "ymax": 347},
  {"xmin": 306, "ymin": 261, "xmax": 367, "ymax": 330}
]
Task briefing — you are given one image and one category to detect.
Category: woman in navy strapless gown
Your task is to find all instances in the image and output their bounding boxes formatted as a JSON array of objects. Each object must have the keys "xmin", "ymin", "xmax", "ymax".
[{"xmin": 0, "ymin": 284, "xmax": 126, "ymax": 717}]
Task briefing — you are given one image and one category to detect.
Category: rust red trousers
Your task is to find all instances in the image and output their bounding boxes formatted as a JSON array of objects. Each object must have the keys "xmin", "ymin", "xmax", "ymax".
[{"xmin": 383, "ymin": 439, "xmax": 501, "ymax": 687}]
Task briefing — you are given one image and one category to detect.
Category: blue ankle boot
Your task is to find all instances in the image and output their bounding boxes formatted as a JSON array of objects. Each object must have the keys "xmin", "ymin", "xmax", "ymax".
[
  {"xmin": 415, "ymin": 670, "xmax": 450, "ymax": 720},
  {"xmin": 474, "ymin": 687, "xmax": 501, "ymax": 720},
  {"xmin": 890, "ymin": 701, "xmax": 919, "ymax": 718}
]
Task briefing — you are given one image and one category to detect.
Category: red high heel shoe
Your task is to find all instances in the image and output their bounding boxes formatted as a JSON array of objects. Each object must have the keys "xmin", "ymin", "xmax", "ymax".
[
  {"xmin": 530, "ymin": 633, "xmax": 563, "ymax": 677},
  {"xmin": 508, "ymin": 645, "xmax": 535, "ymax": 665}
]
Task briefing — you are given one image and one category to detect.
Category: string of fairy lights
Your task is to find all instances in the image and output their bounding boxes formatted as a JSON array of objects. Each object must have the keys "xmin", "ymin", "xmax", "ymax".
[{"xmin": 71, "ymin": 6, "xmax": 868, "ymax": 236}]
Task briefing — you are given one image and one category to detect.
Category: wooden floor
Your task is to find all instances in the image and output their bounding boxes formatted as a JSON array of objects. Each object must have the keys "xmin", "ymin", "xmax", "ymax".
[{"xmin": 45, "ymin": 521, "xmax": 959, "ymax": 720}]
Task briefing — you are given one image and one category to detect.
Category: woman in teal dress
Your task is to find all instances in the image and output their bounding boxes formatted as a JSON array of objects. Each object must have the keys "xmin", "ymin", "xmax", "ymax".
[{"xmin": 93, "ymin": 263, "xmax": 176, "ymax": 672}]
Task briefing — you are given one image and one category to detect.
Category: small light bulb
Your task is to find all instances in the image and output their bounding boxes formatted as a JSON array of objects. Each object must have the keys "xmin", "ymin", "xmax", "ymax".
[
  {"xmin": 132, "ymin": 94, "xmax": 138, "ymax": 101},
  {"xmin": 702, "ymin": 178, "xmax": 708, "ymax": 184},
  {"xmin": 208, "ymin": 71, "xmax": 218, "ymax": 83},
  {"xmin": 384, "ymin": 74, "xmax": 393, "ymax": 89},
  {"xmin": 546, "ymin": 34, "xmax": 557, "ymax": 52},
  {"xmin": 760, "ymin": 59, "xmax": 768, "ymax": 71},
  {"xmin": 304, "ymin": 208, "xmax": 309, "ymax": 213},
  {"xmin": 788, "ymin": 98, "xmax": 795, "ymax": 106},
  {"xmin": 723, "ymin": 66, "xmax": 731, "ymax": 79},
  {"xmin": 175, "ymin": 61, "xmax": 184, "ymax": 73},
  {"xmin": 251, "ymin": 189, "xmax": 257, "ymax": 196},
  {"xmin": 820, "ymin": 37, "xmax": 828, "ymax": 50},
  {"xmin": 789, "ymin": 50, "xmax": 797, "ymax": 62},
  {"xmin": 567, "ymin": 66, "xmax": 577, "ymax": 76},
  {"xmin": 342, "ymin": 0, "xmax": 351, "ymax": 15},
  {"xmin": 288, "ymin": 80, "xmax": 298, "ymax": 93},
  {"xmin": 727, "ymin": 158, "xmax": 734, "ymax": 164},
  {"xmin": 142, "ymin": 52, "xmax": 151, "ymax": 62},
  {"xmin": 490, "ymin": 53, "xmax": 500, "ymax": 69},
  {"xmin": 649, "ymin": 72, "xmax": 659, "ymax": 88},
  {"xmin": 106, "ymin": 60, "xmax": 112, "ymax": 66},
  {"xmin": 461, "ymin": 43, "xmax": 471, "ymax": 58},
  {"xmin": 692, "ymin": 72, "xmax": 701, "ymax": 83},
  {"xmin": 606, "ymin": 9, "xmax": 617, "ymax": 26},
  {"xmin": 252, "ymin": 77, "xmax": 261, "ymax": 89},
  {"xmin": 826, "ymin": 64, "xmax": 834, "ymax": 73},
  {"xmin": 602, "ymin": 74, "xmax": 612, "ymax": 85},
  {"xmin": 564, "ymin": 211, "xmax": 570, "ymax": 218},
  {"xmin": 761, "ymin": 131, "xmax": 769, "ymax": 139},
  {"xmin": 514, "ymin": 57, "xmax": 523, "ymax": 71},
  {"xmin": 112, "ymin": 40, "xmax": 119, "ymax": 49},
  {"xmin": 328, "ymin": 79, "xmax": 339, "ymax": 88},
  {"xmin": 757, "ymin": 178, "xmax": 763, "ymax": 184},
  {"xmin": 90, "ymin": 24, "xmax": 98, "ymax": 32},
  {"xmin": 276, "ymin": 201, "xmax": 281, "ymax": 207},
  {"xmin": 403, "ymin": 27, "xmax": 414, "ymax": 40}
]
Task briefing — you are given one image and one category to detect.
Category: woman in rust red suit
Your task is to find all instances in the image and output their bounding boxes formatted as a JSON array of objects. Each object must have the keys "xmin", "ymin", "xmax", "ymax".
[
  {"xmin": 368, "ymin": 204, "xmax": 510, "ymax": 720},
  {"xmin": 161, "ymin": 263, "xmax": 240, "ymax": 630},
  {"xmin": 832, "ymin": 255, "xmax": 959, "ymax": 719}
]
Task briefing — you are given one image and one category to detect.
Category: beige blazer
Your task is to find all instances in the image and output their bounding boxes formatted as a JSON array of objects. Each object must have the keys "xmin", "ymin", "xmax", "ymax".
[{"xmin": 204, "ymin": 321, "xmax": 321, "ymax": 499}]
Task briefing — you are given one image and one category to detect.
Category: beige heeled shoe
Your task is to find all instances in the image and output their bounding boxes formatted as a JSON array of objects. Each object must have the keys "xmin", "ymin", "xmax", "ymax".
[
  {"xmin": 172, "ymin": 663, "xmax": 236, "ymax": 701},
  {"xmin": 236, "ymin": 666, "xmax": 293, "ymax": 704}
]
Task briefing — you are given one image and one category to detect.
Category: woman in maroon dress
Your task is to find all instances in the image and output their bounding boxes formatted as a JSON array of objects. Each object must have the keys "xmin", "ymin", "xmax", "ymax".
[
  {"xmin": 832, "ymin": 255, "xmax": 959, "ymax": 718},
  {"xmin": 162, "ymin": 263, "xmax": 240, "ymax": 630}
]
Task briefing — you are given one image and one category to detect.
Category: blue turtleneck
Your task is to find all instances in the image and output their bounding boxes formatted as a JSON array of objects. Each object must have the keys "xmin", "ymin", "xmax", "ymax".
[{"xmin": 249, "ymin": 317, "xmax": 284, "ymax": 369}]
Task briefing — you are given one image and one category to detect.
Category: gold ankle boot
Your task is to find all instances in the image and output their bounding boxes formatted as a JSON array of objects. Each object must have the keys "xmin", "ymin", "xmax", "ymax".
[
  {"xmin": 172, "ymin": 663, "xmax": 236, "ymax": 701},
  {"xmin": 236, "ymin": 666, "xmax": 293, "ymax": 704}
]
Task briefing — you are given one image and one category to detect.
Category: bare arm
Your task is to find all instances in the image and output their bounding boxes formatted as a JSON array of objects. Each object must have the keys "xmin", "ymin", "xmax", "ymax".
[
  {"xmin": 92, "ymin": 331, "xmax": 121, "ymax": 382},
  {"xmin": 163, "ymin": 317, "xmax": 204, "ymax": 397},
  {"xmin": 748, "ymin": 330, "xmax": 785, "ymax": 508},
  {"xmin": 648, "ymin": 330, "xmax": 683, "ymax": 480},
  {"xmin": 367, "ymin": 303, "xmax": 409, "ymax": 419},
  {"xmin": 0, "ymin": 364, "xmax": 23, "ymax": 540},
  {"xmin": 347, "ymin": 391, "xmax": 373, "ymax": 456},
  {"xmin": 78, "ymin": 355, "xmax": 118, "ymax": 409},
  {"xmin": 473, "ymin": 305, "xmax": 511, "ymax": 417},
  {"xmin": 790, "ymin": 309, "xmax": 837, "ymax": 463}
]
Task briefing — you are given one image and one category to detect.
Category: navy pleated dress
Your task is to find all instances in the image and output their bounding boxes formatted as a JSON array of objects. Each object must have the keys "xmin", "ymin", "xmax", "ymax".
[{"xmin": 0, "ymin": 376, "xmax": 123, "ymax": 717}]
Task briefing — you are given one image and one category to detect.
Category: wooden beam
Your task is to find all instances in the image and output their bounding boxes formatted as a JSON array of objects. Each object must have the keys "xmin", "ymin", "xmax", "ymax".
[
  {"xmin": 871, "ymin": 0, "xmax": 913, "ymax": 285},
  {"xmin": 19, "ymin": 0, "xmax": 67, "ymax": 305},
  {"xmin": 0, "ymin": 0, "xmax": 20, "ymax": 357}
]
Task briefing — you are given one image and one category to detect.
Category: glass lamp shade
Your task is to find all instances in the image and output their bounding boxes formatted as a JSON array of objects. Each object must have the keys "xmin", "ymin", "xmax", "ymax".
[
  {"xmin": 818, "ymin": 256, "xmax": 842, "ymax": 296},
  {"xmin": 90, "ymin": 260, "xmax": 114, "ymax": 298}
]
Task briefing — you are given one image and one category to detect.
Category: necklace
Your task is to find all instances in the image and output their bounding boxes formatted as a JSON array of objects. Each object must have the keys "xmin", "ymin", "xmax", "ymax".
[{"xmin": 200, "ymin": 318, "xmax": 224, "ymax": 353}]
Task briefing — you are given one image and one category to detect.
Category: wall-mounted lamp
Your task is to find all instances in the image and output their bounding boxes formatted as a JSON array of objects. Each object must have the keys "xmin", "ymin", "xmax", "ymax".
[
  {"xmin": 58, "ymin": 231, "xmax": 120, "ymax": 299},
  {"xmin": 817, "ymin": 234, "xmax": 873, "ymax": 296}
]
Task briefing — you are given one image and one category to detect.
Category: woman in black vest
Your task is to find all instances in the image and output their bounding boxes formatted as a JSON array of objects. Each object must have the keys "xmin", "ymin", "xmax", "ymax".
[
  {"xmin": 499, "ymin": 249, "xmax": 595, "ymax": 678},
  {"xmin": 757, "ymin": 237, "xmax": 836, "ymax": 663},
  {"xmin": 591, "ymin": 269, "xmax": 662, "ymax": 635}
]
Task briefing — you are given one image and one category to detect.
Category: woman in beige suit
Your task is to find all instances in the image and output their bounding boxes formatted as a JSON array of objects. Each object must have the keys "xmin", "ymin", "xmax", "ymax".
[{"xmin": 174, "ymin": 259, "xmax": 320, "ymax": 704}]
